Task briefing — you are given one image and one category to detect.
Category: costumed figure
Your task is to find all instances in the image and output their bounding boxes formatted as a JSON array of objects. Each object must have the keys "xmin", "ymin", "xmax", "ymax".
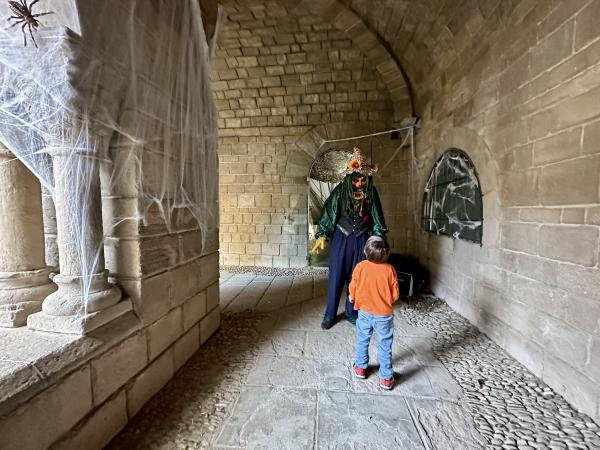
[{"xmin": 311, "ymin": 147, "xmax": 388, "ymax": 330}]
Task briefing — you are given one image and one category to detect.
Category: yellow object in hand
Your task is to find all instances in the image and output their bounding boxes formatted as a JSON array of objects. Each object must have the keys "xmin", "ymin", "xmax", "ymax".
[{"xmin": 310, "ymin": 236, "xmax": 327, "ymax": 254}]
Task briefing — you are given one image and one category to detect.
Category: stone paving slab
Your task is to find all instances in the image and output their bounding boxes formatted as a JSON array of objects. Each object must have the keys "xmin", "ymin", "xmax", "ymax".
[
  {"xmin": 304, "ymin": 329, "xmax": 355, "ymax": 360},
  {"xmin": 246, "ymin": 355, "xmax": 351, "ymax": 391},
  {"xmin": 225, "ymin": 281, "xmax": 272, "ymax": 313},
  {"xmin": 393, "ymin": 315, "xmax": 437, "ymax": 338},
  {"xmin": 287, "ymin": 275, "xmax": 315, "ymax": 305},
  {"xmin": 110, "ymin": 272, "xmax": 600, "ymax": 449},
  {"xmin": 406, "ymin": 398, "xmax": 487, "ymax": 450},
  {"xmin": 255, "ymin": 329, "xmax": 306, "ymax": 357},
  {"xmin": 214, "ymin": 387, "xmax": 317, "ymax": 449},
  {"xmin": 316, "ymin": 391, "xmax": 425, "ymax": 449},
  {"xmin": 397, "ymin": 336, "xmax": 444, "ymax": 367},
  {"xmin": 219, "ymin": 271, "xmax": 235, "ymax": 284},
  {"xmin": 219, "ymin": 284, "xmax": 247, "ymax": 309},
  {"xmin": 350, "ymin": 360, "xmax": 436, "ymax": 399},
  {"xmin": 254, "ymin": 276, "xmax": 293, "ymax": 313}
]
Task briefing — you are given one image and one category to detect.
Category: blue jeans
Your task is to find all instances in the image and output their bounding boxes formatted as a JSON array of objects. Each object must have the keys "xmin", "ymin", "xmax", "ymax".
[{"xmin": 354, "ymin": 310, "xmax": 394, "ymax": 379}]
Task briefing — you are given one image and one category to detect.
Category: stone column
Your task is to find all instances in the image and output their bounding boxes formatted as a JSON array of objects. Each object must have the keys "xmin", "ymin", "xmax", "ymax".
[
  {"xmin": 0, "ymin": 144, "xmax": 56, "ymax": 327},
  {"xmin": 28, "ymin": 132, "xmax": 131, "ymax": 334}
]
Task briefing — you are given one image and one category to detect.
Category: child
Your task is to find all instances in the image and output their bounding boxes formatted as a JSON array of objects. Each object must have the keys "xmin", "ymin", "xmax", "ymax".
[{"xmin": 349, "ymin": 235, "xmax": 399, "ymax": 389}]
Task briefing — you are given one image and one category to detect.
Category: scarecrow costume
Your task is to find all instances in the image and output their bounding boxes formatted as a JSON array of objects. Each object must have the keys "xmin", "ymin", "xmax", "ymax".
[{"xmin": 312, "ymin": 148, "xmax": 388, "ymax": 330}]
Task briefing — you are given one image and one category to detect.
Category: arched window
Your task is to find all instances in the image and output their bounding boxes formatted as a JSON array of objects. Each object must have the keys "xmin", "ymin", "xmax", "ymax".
[{"xmin": 422, "ymin": 149, "xmax": 483, "ymax": 244}]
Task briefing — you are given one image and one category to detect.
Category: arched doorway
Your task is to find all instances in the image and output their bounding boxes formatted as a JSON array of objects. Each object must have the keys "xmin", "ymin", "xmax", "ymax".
[{"xmin": 307, "ymin": 149, "xmax": 351, "ymax": 266}]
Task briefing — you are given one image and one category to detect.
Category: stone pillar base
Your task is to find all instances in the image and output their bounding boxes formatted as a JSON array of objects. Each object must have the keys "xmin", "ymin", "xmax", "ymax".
[
  {"xmin": 42, "ymin": 271, "xmax": 121, "ymax": 316},
  {"xmin": 27, "ymin": 298, "xmax": 132, "ymax": 335},
  {"xmin": 0, "ymin": 268, "xmax": 56, "ymax": 327}
]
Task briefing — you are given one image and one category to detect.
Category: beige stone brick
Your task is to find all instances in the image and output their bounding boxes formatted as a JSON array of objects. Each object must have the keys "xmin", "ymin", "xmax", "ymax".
[
  {"xmin": 92, "ymin": 333, "xmax": 147, "ymax": 405},
  {"xmin": 169, "ymin": 256, "xmax": 214, "ymax": 305},
  {"xmin": 174, "ymin": 325, "xmax": 200, "ymax": 371},
  {"xmin": 561, "ymin": 208, "xmax": 585, "ymax": 224},
  {"xmin": 54, "ymin": 391, "xmax": 128, "ymax": 450},
  {"xmin": 146, "ymin": 307, "xmax": 183, "ymax": 361},
  {"xmin": 200, "ymin": 306, "xmax": 220, "ymax": 344},
  {"xmin": 575, "ymin": 0, "xmax": 600, "ymax": 50},
  {"xmin": 533, "ymin": 128, "xmax": 581, "ymax": 166},
  {"xmin": 502, "ymin": 324, "xmax": 545, "ymax": 377},
  {"xmin": 261, "ymin": 243, "xmax": 280, "ymax": 256},
  {"xmin": 530, "ymin": 84, "xmax": 600, "ymax": 140},
  {"xmin": 279, "ymin": 244, "xmax": 298, "ymax": 256},
  {"xmin": 206, "ymin": 282, "xmax": 219, "ymax": 311},
  {"xmin": 272, "ymin": 255, "xmax": 291, "ymax": 267},
  {"xmin": 266, "ymin": 65, "xmax": 285, "ymax": 76},
  {"xmin": 289, "ymin": 256, "xmax": 308, "ymax": 267},
  {"xmin": 225, "ymin": 118, "xmax": 242, "ymax": 128},
  {"xmin": 0, "ymin": 367, "xmax": 92, "ymax": 450},
  {"xmin": 563, "ymin": 291, "xmax": 600, "ymax": 336},
  {"xmin": 246, "ymin": 243, "xmax": 262, "ymax": 254},
  {"xmin": 183, "ymin": 290, "xmax": 207, "ymax": 331},
  {"xmin": 519, "ymin": 208, "xmax": 561, "ymax": 223},
  {"xmin": 501, "ymin": 222, "xmax": 538, "ymax": 254},
  {"xmin": 586, "ymin": 206, "xmax": 600, "ymax": 225},
  {"xmin": 539, "ymin": 156, "xmax": 600, "ymax": 205},
  {"xmin": 178, "ymin": 230, "xmax": 203, "ymax": 262},
  {"xmin": 238, "ymin": 98, "xmax": 257, "ymax": 109},
  {"xmin": 272, "ymin": 194, "xmax": 291, "ymax": 208},
  {"xmin": 237, "ymin": 56, "xmax": 258, "ymax": 67},
  {"xmin": 127, "ymin": 349, "xmax": 173, "ymax": 417},
  {"xmin": 543, "ymin": 351, "xmax": 598, "ymax": 421},
  {"xmin": 238, "ymin": 193, "xmax": 255, "ymax": 208},
  {"xmin": 239, "ymin": 254, "xmax": 255, "ymax": 266},
  {"xmin": 539, "ymin": 225, "xmax": 598, "ymax": 266},
  {"xmin": 119, "ymin": 273, "xmax": 169, "ymax": 327},
  {"xmin": 229, "ymin": 242, "xmax": 245, "ymax": 254},
  {"xmin": 582, "ymin": 120, "xmax": 600, "ymax": 155},
  {"xmin": 531, "ymin": 21, "xmax": 574, "ymax": 76},
  {"xmin": 254, "ymin": 255, "xmax": 274, "ymax": 266}
]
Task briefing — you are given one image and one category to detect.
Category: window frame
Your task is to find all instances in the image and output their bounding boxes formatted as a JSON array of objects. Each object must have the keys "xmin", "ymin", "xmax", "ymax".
[{"xmin": 421, "ymin": 148, "xmax": 483, "ymax": 245}]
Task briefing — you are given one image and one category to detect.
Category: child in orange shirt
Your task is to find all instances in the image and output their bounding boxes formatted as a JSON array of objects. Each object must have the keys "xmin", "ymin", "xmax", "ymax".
[{"xmin": 349, "ymin": 236, "xmax": 399, "ymax": 389}]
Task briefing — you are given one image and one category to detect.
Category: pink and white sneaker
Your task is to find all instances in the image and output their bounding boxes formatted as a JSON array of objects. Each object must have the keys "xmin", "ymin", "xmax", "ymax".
[{"xmin": 353, "ymin": 363, "xmax": 367, "ymax": 379}]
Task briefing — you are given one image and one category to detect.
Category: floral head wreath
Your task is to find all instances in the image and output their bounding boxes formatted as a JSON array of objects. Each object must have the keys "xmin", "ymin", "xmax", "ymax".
[{"xmin": 345, "ymin": 147, "xmax": 378, "ymax": 176}]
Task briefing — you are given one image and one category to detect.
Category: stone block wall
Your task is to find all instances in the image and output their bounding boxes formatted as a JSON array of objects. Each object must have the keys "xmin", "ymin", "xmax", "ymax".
[
  {"xmin": 0, "ymin": 0, "xmax": 221, "ymax": 447},
  {"xmin": 214, "ymin": 1, "xmax": 407, "ymax": 267},
  {"xmin": 406, "ymin": 0, "xmax": 600, "ymax": 423}
]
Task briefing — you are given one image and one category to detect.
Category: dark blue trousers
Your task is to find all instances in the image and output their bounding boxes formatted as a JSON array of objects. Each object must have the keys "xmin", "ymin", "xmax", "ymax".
[{"xmin": 325, "ymin": 229, "xmax": 368, "ymax": 320}]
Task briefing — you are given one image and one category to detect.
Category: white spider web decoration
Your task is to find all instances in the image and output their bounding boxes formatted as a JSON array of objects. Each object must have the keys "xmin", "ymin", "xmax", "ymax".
[{"xmin": 0, "ymin": 0, "xmax": 219, "ymax": 309}]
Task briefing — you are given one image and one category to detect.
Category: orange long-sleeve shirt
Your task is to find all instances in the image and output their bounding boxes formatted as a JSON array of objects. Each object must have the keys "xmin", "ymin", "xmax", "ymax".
[{"xmin": 349, "ymin": 260, "xmax": 399, "ymax": 316}]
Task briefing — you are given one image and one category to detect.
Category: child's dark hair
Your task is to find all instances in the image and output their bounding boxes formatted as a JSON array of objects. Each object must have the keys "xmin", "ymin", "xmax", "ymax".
[{"xmin": 364, "ymin": 236, "xmax": 389, "ymax": 263}]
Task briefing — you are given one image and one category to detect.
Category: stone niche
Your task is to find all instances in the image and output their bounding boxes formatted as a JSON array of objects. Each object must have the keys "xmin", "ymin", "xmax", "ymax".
[{"xmin": 0, "ymin": 0, "xmax": 220, "ymax": 448}]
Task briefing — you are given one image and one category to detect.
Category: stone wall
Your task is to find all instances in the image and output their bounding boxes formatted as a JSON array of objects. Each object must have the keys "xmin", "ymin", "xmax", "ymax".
[
  {"xmin": 214, "ymin": 0, "xmax": 409, "ymax": 266},
  {"xmin": 407, "ymin": 0, "xmax": 600, "ymax": 423},
  {"xmin": 0, "ymin": 0, "xmax": 220, "ymax": 447}
]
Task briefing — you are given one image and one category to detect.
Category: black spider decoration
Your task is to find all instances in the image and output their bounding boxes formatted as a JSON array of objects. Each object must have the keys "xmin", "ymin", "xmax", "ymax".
[{"xmin": 7, "ymin": 0, "xmax": 54, "ymax": 48}]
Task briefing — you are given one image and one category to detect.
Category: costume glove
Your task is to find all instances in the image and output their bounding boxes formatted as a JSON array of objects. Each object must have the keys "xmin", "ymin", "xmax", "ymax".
[{"xmin": 310, "ymin": 236, "xmax": 327, "ymax": 254}]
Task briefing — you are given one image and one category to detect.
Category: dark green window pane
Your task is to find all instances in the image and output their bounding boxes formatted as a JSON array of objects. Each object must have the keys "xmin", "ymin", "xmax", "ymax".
[{"xmin": 421, "ymin": 149, "xmax": 483, "ymax": 244}]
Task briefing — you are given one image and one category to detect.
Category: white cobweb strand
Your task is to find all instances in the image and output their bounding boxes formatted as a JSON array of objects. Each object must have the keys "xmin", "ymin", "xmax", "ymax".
[{"xmin": 0, "ymin": 0, "xmax": 219, "ymax": 310}]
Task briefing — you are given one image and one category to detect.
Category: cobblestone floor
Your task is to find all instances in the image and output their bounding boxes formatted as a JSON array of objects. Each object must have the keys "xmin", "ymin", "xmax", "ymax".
[{"xmin": 109, "ymin": 269, "xmax": 600, "ymax": 449}]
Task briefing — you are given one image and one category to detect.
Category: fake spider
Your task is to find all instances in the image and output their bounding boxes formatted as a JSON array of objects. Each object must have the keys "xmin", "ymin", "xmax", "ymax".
[{"xmin": 7, "ymin": 0, "xmax": 53, "ymax": 48}]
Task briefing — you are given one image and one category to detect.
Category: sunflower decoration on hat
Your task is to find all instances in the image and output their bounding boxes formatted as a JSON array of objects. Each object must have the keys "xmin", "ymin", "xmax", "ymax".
[{"xmin": 345, "ymin": 147, "xmax": 378, "ymax": 176}]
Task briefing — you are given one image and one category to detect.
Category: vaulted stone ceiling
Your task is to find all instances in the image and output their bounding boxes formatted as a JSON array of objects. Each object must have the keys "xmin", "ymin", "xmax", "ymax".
[
  {"xmin": 338, "ymin": 0, "xmax": 507, "ymax": 95},
  {"xmin": 217, "ymin": 0, "xmax": 517, "ymax": 113}
]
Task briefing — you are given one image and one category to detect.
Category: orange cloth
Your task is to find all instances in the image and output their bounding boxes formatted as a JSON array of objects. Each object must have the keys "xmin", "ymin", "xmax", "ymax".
[{"xmin": 349, "ymin": 260, "xmax": 399, "ymax": 316}]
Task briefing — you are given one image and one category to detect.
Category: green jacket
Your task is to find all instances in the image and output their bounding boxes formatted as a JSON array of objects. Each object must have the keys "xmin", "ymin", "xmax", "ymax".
[{"xmin": 315, "ymin": 184, "xmax": 387, "ymax": 239}]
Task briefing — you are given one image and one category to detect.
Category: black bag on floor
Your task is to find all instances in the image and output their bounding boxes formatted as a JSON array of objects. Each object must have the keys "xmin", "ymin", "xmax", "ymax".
[{"xmin": 386, "ymin": 253, "xmax": 428, "ymax": 296}]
